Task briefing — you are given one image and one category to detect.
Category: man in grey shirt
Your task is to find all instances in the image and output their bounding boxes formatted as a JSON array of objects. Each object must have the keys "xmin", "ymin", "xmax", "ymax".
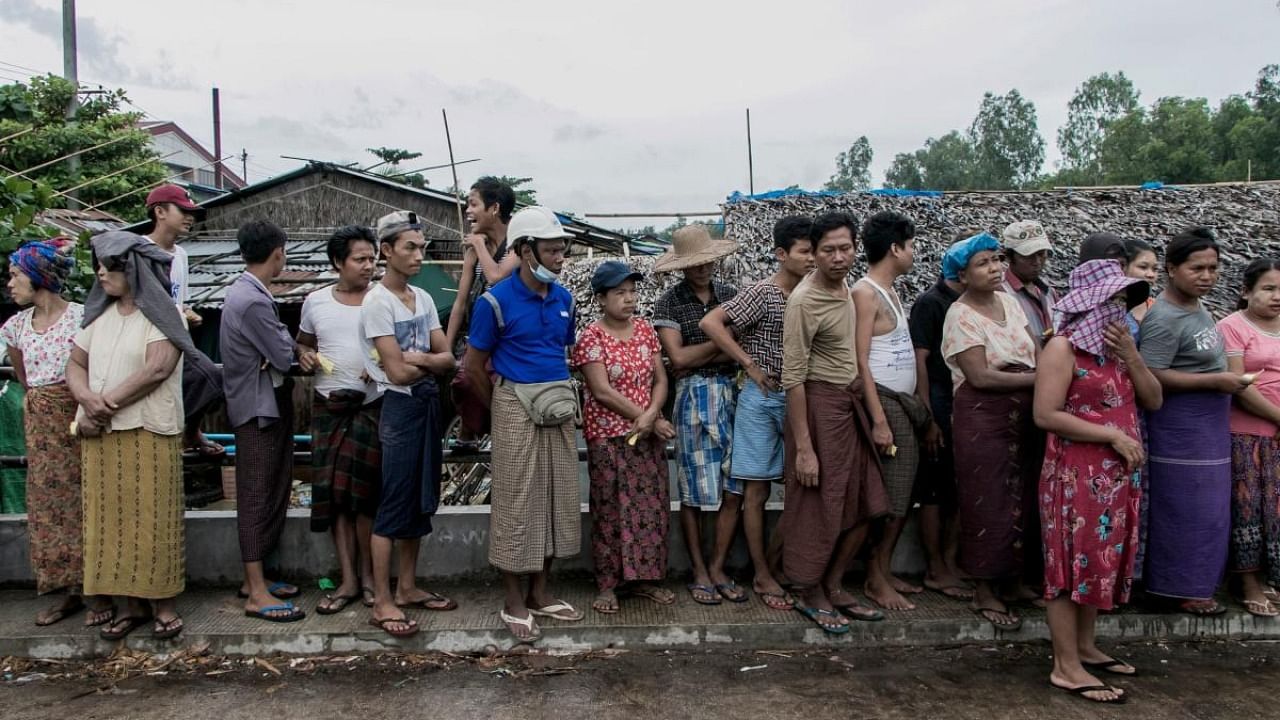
[{"xmin": 221, "ymin": 220, "xmax": 304, "ymax": 623}]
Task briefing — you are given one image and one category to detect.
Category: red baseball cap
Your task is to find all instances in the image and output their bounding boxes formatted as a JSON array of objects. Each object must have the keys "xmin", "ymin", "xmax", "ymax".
[{"xmin": 145, "ymin": 184, "xmax": 201, "ymax": 213}]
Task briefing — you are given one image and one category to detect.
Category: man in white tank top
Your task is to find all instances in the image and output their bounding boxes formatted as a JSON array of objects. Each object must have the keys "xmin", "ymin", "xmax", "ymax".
[{"xmin": 853, "ymin": 211, "xmax": 928, "ymax": 612}]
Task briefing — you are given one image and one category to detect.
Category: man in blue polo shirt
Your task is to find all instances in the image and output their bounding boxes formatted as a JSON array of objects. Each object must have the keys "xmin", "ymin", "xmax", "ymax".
[{"xmin": 465, "ymin": 206, "xmax": 584, "ymax": 643}]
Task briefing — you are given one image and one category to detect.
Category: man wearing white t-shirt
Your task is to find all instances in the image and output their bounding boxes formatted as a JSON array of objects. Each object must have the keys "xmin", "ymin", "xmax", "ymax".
[
  {"xmin": 359, "ymin": 211, "xmax": 457, "ymax": 638},
  {"xmin": 144, "ymin": 184, "xmax": 225, "ymax": 457},
  {"xmin": 296, "ymin": 226, "xmax": 382, "ymax": 615}
]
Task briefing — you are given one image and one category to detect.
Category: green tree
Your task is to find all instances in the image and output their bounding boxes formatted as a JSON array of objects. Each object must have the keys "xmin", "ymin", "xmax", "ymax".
[
  {"xmin": 923, "ymin": 132, "xmax": 978, "ymax": 189},
  {"xmin": 968, "ymin": 89, "xmax": 1045, "ymax": 189},
  {"xmin": 491, "ymin": 175, "xmax": 538, "ymax": 205},
  {"xmin": 1096, "ymin": 108, "xmax": 1152, "ymax": 184},
  {"xmin": 884, "ymin": 150, "xmax": 926, "ymax": 190},
  {"xmin": 366, "ymin": 147, "xmax": 429, "ymax": 189},
  {"xmin": 1056, "ymin": 72, "xmax": 1140, "ymax": 184},
  {"xmin": 0, "ymin": 175, "xmax": 95, "ymax": 300},
  {"xmin": 1138, "ymin": 97, "xmax": 1218, "ymax": 183},
  {"xmin": 884, "ymin": 131, "xmax": 976, "ymax": 190},
  {"xmin": 0, "ymin": 75, "xmax": 167, "ymax": 221},
  {"xmin": 823, "ymin": 136, "xmax": 874, "ymax": 191}
]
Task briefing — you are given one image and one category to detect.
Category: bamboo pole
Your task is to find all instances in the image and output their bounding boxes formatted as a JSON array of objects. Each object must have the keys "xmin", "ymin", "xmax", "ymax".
[
  {"xmin": 0, "ymin": 127, "xmax": 32, "ymax": 146},
  {"xmin": 82, "ymin": 154, "xmax": 236, "ymax": 211},
  {"xmin": 4, "ymin": 133, "xmax": 130, "ymax": 179},
  {"xmin": 50, "ymin": 150, "xmax": 180, "ymax": 198},
  {"xmin": 441, "ymin": 109, "xmax": 466, "ymax": 238}
]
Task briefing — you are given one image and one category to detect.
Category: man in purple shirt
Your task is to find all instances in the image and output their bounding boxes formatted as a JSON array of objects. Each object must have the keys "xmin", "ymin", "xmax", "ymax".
[{"xmin": 220, "ymin": 220, "xmax": 305, "ymax": 623}]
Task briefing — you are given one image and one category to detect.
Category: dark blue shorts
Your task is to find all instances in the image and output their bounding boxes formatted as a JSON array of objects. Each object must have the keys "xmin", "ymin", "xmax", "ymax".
[{"xmin": 374, "ymin": 380, "xmax": 442, "ymax": 539}]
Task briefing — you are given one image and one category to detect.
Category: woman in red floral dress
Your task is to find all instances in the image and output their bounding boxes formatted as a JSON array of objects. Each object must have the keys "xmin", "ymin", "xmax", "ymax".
[
  {"xmin": 1034, "ymin": 259, "xmax": 1163, "ymax": 704},
  {"xmin": 572, "ymin": 261, "xmax": 677, "ymax": 615}
]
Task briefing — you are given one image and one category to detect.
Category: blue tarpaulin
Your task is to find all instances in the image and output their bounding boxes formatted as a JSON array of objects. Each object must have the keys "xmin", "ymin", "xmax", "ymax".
[{"xmin": 727, "ymin": 187, "xmax": 944, "ymax": 203}]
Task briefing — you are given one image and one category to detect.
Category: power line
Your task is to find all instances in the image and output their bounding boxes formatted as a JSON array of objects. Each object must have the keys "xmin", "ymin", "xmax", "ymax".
[{"xmin": 0, "ymin": 59, "xmax": 46, "ymax": 75}]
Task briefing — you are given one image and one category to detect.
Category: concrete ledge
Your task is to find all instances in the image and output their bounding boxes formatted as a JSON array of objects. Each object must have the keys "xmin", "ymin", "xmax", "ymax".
[
  {"xmin": 1, "ymin": 508, "xmax": 927, "ymax": 586},
  {"xmin": 1, "ymin": 585, "xmax": 1277, "ymax": 660}
]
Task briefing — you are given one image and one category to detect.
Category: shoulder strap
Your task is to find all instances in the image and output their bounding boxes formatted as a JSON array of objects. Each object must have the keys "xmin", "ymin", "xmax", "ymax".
[{"xmin": 479, "ymin": 291, "xmax": 505, "ymax": 331}]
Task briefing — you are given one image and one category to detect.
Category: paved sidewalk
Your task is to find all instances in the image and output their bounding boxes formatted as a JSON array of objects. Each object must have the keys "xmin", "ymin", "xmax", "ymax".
[{"xmin": 2, "ymin": 581, "xmax": 1278, "ymax": 659}]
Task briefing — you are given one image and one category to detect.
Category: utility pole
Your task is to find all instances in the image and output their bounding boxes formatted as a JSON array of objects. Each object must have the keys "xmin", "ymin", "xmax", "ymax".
[
  {"xmin": 240, "ymin": 149, "xmax": 248, "ymax": 184},
  {"xmin": 746, "ymin": 108, "xmax": 755, "ymax": 197},
  {"xmin": 212, "ymin": 87, "xmax": 223, "ymax": 189},
  {"xmin": 62, "ymin": 0, "xmax": 80, "ymax": 208}
]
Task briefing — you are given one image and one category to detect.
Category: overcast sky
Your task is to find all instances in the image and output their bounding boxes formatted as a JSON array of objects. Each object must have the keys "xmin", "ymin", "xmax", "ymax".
[{"xmin": 1, "ymin": 0, "xmax": 1277, "ymax": 227}]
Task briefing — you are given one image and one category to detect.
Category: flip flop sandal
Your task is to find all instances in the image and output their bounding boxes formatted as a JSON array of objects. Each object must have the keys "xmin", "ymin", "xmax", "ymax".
[
  {"xmin": 529, "ymin": 600, "xmax": 584, "ymax": 621},
  {"xmin": 1083, "ymin": 658, "xmax": 1139, "ymax": 676},
  {"xmin": 361, "ymin": 586, "xmax": 376, "ymax": 608},
  {"xmin": 627, "ymin": 585, "xmax": 676, "ymax": 606},
  {"xmin": 153, "ymin": 616, "xmax": 184, "ymax": 640},
  {"xmin": 834, "ymin": 602, "xmax": 885, "ymax": 622},
  {"xmin": 369, "ymin": 616, "xmax": 420, "ymax": 638},
  {"xmin": 1052, "ymin": 682, "xmax": 1127, "ymax": 704},
  {"xmin": 35, "ymin": 598, "xmax": 86, "ymax": 627},
  {"xmin": 1242, "ymin": 599, "xmax": 1279, "ymax": 618},
  {"xmin": 1180, "ymin": 599, "xmax": 1228, "ymax": 616},
  {"xmin": 971, "ymin": 605, "xmax": 1023, "ymax": 631},
  {"xmin": 1264, "ymin": 587, "xmax": 1280, "ymax": 603},
  {"xmin": 687, "ymin": 584, "xmax": 722, "ymax": 606},
  {"xmin": 316, "ymin": 593, "xmax": 360, "ymax": 615},
  {"xmin": 758, "ymin": 592, "xmax": 795, "ymax": 610},
  {"xmin": 397, "ymin": 592, "xmax": 458, "ymax": 612},
  {"xmin": 794, "ymin": 605, "xmax": 849, "ymax": 635},
  {"xmin": 244, "ymin": 603, "xmax": 306, "ymax": 623},
  {"xmin": 100, "ymin": 615, "xmax": 152, "ymax": 641},
  {"xmin": 715, "ymin": 582, "xmax": 750, "ymax": 603},
  {"xmin": 499, "ymin": 609, "xmax": 541, "ymax": 642},
  {"xmin": 85, "ymin": 604, "xmax": 117, "ymax": 628},
  {"xmin": 237, "ymin": 581, "xmax": 301, "ymax": 600}
]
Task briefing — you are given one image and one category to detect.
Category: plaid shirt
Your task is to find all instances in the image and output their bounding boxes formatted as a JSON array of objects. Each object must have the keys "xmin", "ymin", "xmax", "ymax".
[
  {"xmin": 719, "ymin": 279, "xmax": 786, "ymax": 380},
  {"xmin": 653, "ymin": 280, "xmax": 738, "ymax": 377}
]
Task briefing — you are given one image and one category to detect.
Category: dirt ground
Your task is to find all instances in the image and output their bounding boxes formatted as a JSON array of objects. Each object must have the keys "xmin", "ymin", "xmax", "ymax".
[{"xmin": 3, "ymin": 640, "xmax": 1277, "ymax": 719}]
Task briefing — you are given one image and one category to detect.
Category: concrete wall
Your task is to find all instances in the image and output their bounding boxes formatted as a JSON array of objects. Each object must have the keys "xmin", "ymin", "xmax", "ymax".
[{"xmin": 0, "ymin": 506, "xmax": 926, "ymax": 587}]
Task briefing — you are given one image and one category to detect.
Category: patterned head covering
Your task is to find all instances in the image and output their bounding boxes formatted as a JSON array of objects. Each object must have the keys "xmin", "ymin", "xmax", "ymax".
[
  {"xmin": 1054, "ymin": 259, "xmax": 1150, "ymax": 356},
  {"xmin": 941, "ymin": 232, "xmax": 1000, "ymax": 281},
  {"xmin": 8, "ymin": 238, "xmax": 75, "ymax": 295}
]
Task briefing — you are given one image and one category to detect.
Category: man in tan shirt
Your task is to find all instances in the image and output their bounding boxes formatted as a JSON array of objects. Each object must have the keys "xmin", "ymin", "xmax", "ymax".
[{"xmin": 779, "ymin": 212, "xmax": 889, "ymax": 635}]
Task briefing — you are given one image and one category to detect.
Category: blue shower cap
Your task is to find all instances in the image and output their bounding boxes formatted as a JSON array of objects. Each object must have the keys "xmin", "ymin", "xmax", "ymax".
[{"xmin": 941, "ymin": 232, "xmax": 1000, "ymax": 281}]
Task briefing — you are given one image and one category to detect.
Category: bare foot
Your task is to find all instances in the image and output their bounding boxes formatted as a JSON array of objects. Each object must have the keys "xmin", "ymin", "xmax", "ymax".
[
  {"xmin": 35, "ymin": 595, "xmax": 84, "ymax": 626},
  {"xmin": 592, "ymin": 590, "xmax": 619, "ymax": 614},
  {"xmin": 864, "ymin": 578, "xmax": 917, "ymax": 611},
  {"xmin": 924, "ymin": 572, "xmax": 974, "ymax": 600},
  {"xmin": 890, "ymin": 575, "xmax": 924, "ymax": 595}
]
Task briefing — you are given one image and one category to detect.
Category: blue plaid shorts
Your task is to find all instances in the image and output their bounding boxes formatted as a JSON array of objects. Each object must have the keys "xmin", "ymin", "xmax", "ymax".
[{"xmin": 673, "ymin": 375, "xmax": 736, "ymax": 509}]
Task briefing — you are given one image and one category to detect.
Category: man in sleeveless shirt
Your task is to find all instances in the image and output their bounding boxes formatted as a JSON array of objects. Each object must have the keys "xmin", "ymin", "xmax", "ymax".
[{"xmin": 853, "ymin": 211, "xmax": 931, "ymax": 612}]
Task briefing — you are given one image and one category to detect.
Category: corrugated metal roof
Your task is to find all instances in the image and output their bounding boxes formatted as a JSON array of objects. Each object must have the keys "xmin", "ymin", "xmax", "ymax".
[
  {"xmin": 36, "ymin": 208, "xmax": 127, "ymax": 238},
  {"xmin": 161, "ymin": 161, "xmax": 651, "ymax": 308}
]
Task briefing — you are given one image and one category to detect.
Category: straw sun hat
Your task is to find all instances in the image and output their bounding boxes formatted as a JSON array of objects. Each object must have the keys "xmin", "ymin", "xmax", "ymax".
[{"xmin": 651, "ymin": 225, "xmax": 738, "ymax": 273}]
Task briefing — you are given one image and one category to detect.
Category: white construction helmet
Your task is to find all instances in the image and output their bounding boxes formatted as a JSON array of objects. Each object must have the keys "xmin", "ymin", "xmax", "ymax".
[{"xmin": 508, "ymin": 206, "xmax": 571, "ymax": 248}]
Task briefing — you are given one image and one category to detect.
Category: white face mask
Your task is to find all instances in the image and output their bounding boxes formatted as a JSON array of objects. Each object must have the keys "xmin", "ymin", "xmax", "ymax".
[{"xmin": 528, "ymin": 246, "xmax": 560, "ymax": 284}]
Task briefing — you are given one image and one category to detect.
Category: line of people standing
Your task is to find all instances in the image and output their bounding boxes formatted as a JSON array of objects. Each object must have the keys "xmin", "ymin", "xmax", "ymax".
[{"xmin": 7, "ymin": 179, "xmax": 1280, "ymax": 700}]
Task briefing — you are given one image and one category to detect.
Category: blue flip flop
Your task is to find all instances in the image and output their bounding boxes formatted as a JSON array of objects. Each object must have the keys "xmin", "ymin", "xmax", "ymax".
[
  {"xmin": 244, "ymin": 603, "xmax": 306, "ymax": 623},
  {"xmin": 795, "ymin": 604, "xmax": 850, "ymax": 635},
  {"xmin": 236, "ymin": 581, "xmax": 301, "ymax": 600},
  {"xmin": 687, "ymin": 584, "xmax": 722, "ymax": 605},
  {"xmin": 715, "ymin": 581, "xmax": 750, "ymax": 603}
]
